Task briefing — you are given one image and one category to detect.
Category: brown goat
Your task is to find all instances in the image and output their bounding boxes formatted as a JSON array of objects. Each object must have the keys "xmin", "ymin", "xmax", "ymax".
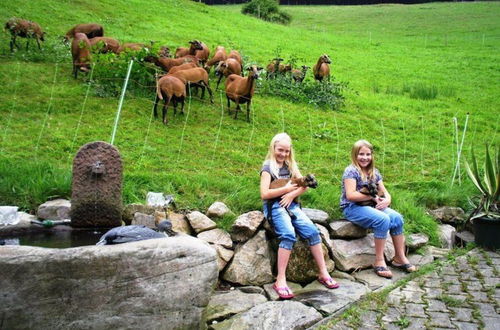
[
  {"xmin": 154, "ymin": 75, "xmax": 186, "ymax": 124},
  {"xmin": 71, "ymin": 33, "xmax": 92, "ymax": 78},
  {"xmin": 215, "ymin": 58, "xmax": 242, "ymax": 89},
  {"xmin": 292, "ymin": 65, "xmax": 309, "ymax": 83},
  {"xmin": 170, "ymin": 67, "xmax": 214, "ymax": 103},
  {"xmin": 65, "ymin": 23, "xmax": 103, "ymax": 42},
  {"xmin": 174, "ymin": 40, "xmax": 203, "ymax": 58},
  {"xmin": 266, "ymin": 58, "xmax": 283, "ymax": 79},
  {"xmin": 225, "ymin": 65, "xmax": 262, "ymax": 122},
  {"xmin": 278, "ymin": 63, "xmax": 292, "ymax": 74},
  {"xmin": 158, "ymin": 46, "xmax": 171, "ymax": 58},
  {"xmin": 228, "ymin": 50, "xmax": 243, "ymax": 66},
  {"xmin": 5, "ymin": 18, "xmax": 45, "ymax": 52},
  {"xmin": 204, "ymin": 46, "xmax": 227, "ymax": 73},
  {"xmin": 145, "ymin": 55, "xmax": 199, "ymax": 73},
  {"xmin": 269, "ymin": 174, "xmax": 318, "ymax": 190},
  {"xmin": 89, "ymin": 37, "xmax": 120, "ymax": 54},
  {"xmin": 167, "ymin": 62, "xmax": 198, "ymax": 75},
  {"xmin": 313, "ymin": 54, "xmax": 331, "ymax": 82},
  {"xmin": 194, "ymin": 41, "xmax": 210, "ymax": 66}
]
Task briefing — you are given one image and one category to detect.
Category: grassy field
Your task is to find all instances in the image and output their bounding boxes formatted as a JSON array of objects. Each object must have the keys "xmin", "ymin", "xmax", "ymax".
[{"xmin": 0, "ymin": 0, "xmax": 499, "ymax": 241}]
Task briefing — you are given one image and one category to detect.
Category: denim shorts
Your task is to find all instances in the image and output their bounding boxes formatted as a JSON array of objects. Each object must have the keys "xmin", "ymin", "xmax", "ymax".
[
  {"xmin": 342, "ymin": 203, "xmax": 404, "ymax": 239},
  {"xmin": 263, "ymin": 200, "xmax": 321, "ymax": 250}
]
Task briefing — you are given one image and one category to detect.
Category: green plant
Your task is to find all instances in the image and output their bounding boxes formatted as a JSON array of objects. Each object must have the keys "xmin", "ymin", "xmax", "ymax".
[
  {"xmin": 241, "ymin": 0, "xmax": 291, "ymax": 25},
  {"xmin": 464, "ymin": 144, "xmax": 500, "ymax": 221}
]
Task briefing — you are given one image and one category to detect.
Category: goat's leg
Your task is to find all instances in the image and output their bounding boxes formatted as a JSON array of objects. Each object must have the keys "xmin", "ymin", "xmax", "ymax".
[
  {"xmin": 26, "ymin": 38, "xmax": 30, "ymax": 51},
  {"xmin": 234, "ymin": 101, "xmax": 241, "ymax": 120},
  {"xmin": 216, "ymin": 75, "xmax": 223, "ymax": 90},
  {"xmin": 173, "ymin": 99, "xmax": 178, "ymax": 116},
  {"xmin": 202, "ymin": 81, "xmax": 214, "ymax": 103},
  {"xmin": 226, "ymin": 96, "xmax": 231, "ymax": 114},
  {"xmin": 36, "ymin": 37, "xmax": 41, "ymax": 50},
  {"xmin": 162, "ymin": 96, "xmax": 171, "ymax": 125},
  {"xmin": 153, "ymin": 94, "xmax": 160, "ymax": 119},
  {"xmin": 180, "ymin": 98, "xmax": 185, "ymax": 115},
  {"xmin": 73, "ymin": 64, "xmax": 78, "ymax": 79}
]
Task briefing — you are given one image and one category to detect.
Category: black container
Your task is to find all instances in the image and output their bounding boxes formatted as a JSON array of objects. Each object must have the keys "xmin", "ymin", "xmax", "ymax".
[{"xmin": 473, "ymin": 216, "xmax": 500, "ymax": 250}]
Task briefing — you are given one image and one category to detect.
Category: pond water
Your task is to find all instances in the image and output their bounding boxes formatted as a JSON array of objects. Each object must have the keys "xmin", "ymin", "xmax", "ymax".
[{"xmin": 0, "ymin": 229, "xmax": 106, "ymax": 248}]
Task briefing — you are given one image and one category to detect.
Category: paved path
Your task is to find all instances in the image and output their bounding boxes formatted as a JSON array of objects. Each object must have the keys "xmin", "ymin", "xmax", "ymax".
[{"xmin": 321, "ymin": 249, "xmax": 500, "ymax": 329}]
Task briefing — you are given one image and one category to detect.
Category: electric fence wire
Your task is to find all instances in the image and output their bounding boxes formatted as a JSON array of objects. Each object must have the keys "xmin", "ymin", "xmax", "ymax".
[
  {"xmin": 35, "ymin": 63, "xmax": 59, "ymax": 159},
  {"xmin": 0, "ymin": 62, "xmax": 21, "ymax": 154}
]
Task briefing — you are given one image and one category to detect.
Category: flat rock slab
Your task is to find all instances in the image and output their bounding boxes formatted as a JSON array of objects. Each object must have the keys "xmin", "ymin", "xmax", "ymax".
[
  {"xmin": 352, "ymin": 268, "xmax": 406, "ymax": 291},
  {"xmin": 329, "ymin": 219, "xmax": 367, "ymax": 239},
  {"xmin": 206, "ymin": 290, "xmax": 268, "ymax": 322},
  {"xmin": 198, "ymin": 228, "xmax": 233, "ymax": 249},
  {"xmin": 211, "ymin": 301, "xmax": 322, "ymax": 330},
  {"xmin": 0, "ymin": 236, "xmax": 218, "ymax": 329},
  {"xmin": 295, "ymin": 279, "xmax": 371, "ymax": 315}
]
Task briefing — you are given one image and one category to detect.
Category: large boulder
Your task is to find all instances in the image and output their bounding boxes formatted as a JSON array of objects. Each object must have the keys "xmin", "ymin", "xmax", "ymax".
[
  {"xmin": 187, "ymin": 211, "xmax": 217, "ymax": 234},
  {"xmin": 207, "ymin": 202, "xmax": 232, "ymax": 219},
  {"xmin": 331, "ymin": 234, "xmax": 394, "ymax": 272},
  {"xmin": 329, "ymin": 219, "xmax": 368, "ymax": 239},
  {"xmin": 222, "ymin": 230, "xmax": 273, "ymax": 286},
  {"xmin": 230, "ymin": 211, "xmax": 265, "ymax": 243},
  {"xmin": 0, "ymin": 236, "xmax": 218, "ymax": 329},
  {"xmin": 211, "ymin": 301, "xmax": 322, "ymax": 330},
  {"xmin": 428, "ymin": 206, "xmax": 465, "ymax": 224},
  {"xmin": 37, "ymin": 199, "xmax": 71, "ymax": 220},
  {"xmin": 268, "ymin": 236, "xmax": 335, "ymax": 284}
]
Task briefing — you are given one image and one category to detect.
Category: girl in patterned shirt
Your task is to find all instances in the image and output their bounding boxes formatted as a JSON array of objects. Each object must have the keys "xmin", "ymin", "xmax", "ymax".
[{"xmin": 341, "ymin": 140, "xmax": 416, "ymax": 278}]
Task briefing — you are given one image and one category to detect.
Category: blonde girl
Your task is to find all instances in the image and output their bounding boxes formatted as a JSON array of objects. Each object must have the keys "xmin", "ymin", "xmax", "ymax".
[
  {"xmin": 340, "ymin": 140, "xmax": 416, "ymax": 278},
  {"xmin": 260, "ymin": 133, "xmax": 338, "ymax": 299}
]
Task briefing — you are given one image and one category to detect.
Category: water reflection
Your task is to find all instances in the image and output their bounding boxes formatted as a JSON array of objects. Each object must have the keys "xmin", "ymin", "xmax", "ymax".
[{"xmin": 1, "ymin": 230, "xmax": 105, "ymax": 248}]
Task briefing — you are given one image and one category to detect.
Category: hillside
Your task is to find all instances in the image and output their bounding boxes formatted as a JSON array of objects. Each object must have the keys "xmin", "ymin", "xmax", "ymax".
[{"xmin": 0, "ymin": 0, "xmax": 499, "ymax": 239}]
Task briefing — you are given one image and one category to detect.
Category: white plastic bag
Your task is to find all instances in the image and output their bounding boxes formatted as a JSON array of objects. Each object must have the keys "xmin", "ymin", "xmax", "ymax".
[
  {"xmin": 0, "ymin": 206, "xmax": 20, "ymax": 226},
  {"xmin": 146, "ymin": 192, "xmax": 166, "ymax": 207}
]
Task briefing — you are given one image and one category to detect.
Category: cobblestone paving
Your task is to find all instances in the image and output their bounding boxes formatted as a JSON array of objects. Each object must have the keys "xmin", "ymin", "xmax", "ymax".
[{"xmin": 326, "ymin": 249, "xmax": 500, "ymax": 329}]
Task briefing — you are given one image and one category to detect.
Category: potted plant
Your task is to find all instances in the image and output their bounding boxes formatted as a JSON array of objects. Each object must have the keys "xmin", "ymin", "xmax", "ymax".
[{"xmin": 464, "ymin": 144, "xmax": 499, "ymax": 249}]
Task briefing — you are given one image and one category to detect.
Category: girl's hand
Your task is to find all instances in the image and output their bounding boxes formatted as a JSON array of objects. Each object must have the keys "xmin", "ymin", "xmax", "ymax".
[
  {"xmin": 284, "ymin": 181, "xmax": 298, "ymax": 193},
  {"xmin": 375, "ymin": 197, "xmax": 390, "ymax": 210},
  {"xmin": 279, "ymin": 191, "xmax": 296, "ymax": 208}
]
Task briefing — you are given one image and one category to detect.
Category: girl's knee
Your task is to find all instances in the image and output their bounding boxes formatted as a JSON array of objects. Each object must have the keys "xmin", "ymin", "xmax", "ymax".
[
  {"xmin": 279, "ymin": 238, "xmax": 296, "ymax": 250},
  {"xmin": 306, "ymin": 233, "xmax": 321, "ymax": 246}
]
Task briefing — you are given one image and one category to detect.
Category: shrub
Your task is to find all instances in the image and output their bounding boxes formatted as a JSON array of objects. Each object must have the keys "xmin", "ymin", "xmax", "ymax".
[
  {"xmin": 258, "ymin": 74, "xmax": 347, "ymax": 111},
  {"xmin": 242, "ymin": 0, "xmax": 291, "ymax": 25},
  {"xmin": 91, "ymin": 48, "xmax": 157, "ymax": 97}
]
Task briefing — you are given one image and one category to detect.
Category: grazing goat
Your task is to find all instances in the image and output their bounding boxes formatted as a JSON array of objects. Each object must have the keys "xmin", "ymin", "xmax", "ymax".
[
  {"xmin": 158, "ymin": 46, "xmax": 171, "ymax": 58},
  {"xmin": 167, "ymin": 62, "xmax": 198, "ymax": 75},
  {"xmin": 71, "ymin": 33, "xmax": 92, "ymax": 78},
  {"xmin": 228, "ymin": 50, "xmax": 243, "ymax": 67},
  {"xmin": 65, "ymin": 23, "xmax": 103, "ymax": 42},
  {"xmin": 174, "ymin": 40, "xmax": 203, "ymax": 58},
  {"xmin": 225, "ymin": 65, "xmax": 262, "ymax": 122},
  {"xmin": 89, "ymin": 37, "xmax": 120, "ymax": 54},
  {"xmin": 278, "ymin": 63, "xmax": 292, "ymax": 74},
  {"xmin": 357, "ymin": 182, "xmax": 384, "ymax": 207},
  {"xmin": 266, "ymin": 58, "xmax": 283, "ymax": 79},
  {"xmin": 170, "ymin": 67, "xmax": 214, "ymax": 103},
  {"xmin": 5, "ymin": 18, "xmax": 45, "ymax": 52},
  {"xmin": 215, "ymin": 58, "xmax": 242, "ymax": 89},
  {"xmin": 154, "ymin": 75, "xmax": 186, "ymax": 124},
  {"xmin": 145, "ymin": 55, "xmax": 199, "ymax": 73},
  {"xmin": 292, "ymin": 65, "xmax": 309, "ymax": 83},
  {"xmin": 204, "ymin": 46, "xmax": 227, "ymax": 73},
  {"xmin": 313, "ymin": 54, "xmax": 331, "ymax": 82}
]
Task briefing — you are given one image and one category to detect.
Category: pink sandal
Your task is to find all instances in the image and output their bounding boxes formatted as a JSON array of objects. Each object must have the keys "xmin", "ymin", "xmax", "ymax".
[
  {"xmin": 318, "ymin": 277, "xmax": 340, "ymax": 289},
  {"xmin": 272, "ymin": 283, "xmax": 295, "ymax": 299}
]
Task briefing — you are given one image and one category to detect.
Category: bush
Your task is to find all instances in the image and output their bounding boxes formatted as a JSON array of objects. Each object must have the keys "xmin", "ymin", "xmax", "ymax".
[
  {"xmin": 258, "ymin": 74, "xmax": 347, "ymax": 111},
  {"xmin": 242, "ymin": 0, "xmax": 291, "ymax": 25},
  {"xmin": 91, "ymin": 48, "xmax": 158, "ymax": 97}
]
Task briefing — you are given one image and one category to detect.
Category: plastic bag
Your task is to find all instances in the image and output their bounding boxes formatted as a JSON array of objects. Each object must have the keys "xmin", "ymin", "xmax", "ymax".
[
  {"xmin": 0, "ymin": 206, "xmax": 20, "ymax": 226},
  {"xmin": 146, "ymin": 192, "xmax": 166, "ymax": 207}
]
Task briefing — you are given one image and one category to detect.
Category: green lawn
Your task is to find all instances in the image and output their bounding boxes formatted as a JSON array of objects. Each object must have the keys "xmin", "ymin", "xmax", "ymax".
[{"xmin": 0, "ymin": 0, "xmax": 498, "ymax": 242}]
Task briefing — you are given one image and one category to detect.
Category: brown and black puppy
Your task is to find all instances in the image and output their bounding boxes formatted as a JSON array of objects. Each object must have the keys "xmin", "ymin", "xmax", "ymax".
[{"xmin": 357, "ymin": 182, "xmax": 384, "ymax": 207}]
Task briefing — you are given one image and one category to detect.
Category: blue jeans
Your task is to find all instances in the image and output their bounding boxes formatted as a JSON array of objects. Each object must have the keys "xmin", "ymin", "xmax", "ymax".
[
  {"xmin": 343, "ymin": 203, "xmax": 404, "ymax": 239},
  {"xmin": 263, "ymin": 200, "xmax": 321, "ymax": 250}
]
